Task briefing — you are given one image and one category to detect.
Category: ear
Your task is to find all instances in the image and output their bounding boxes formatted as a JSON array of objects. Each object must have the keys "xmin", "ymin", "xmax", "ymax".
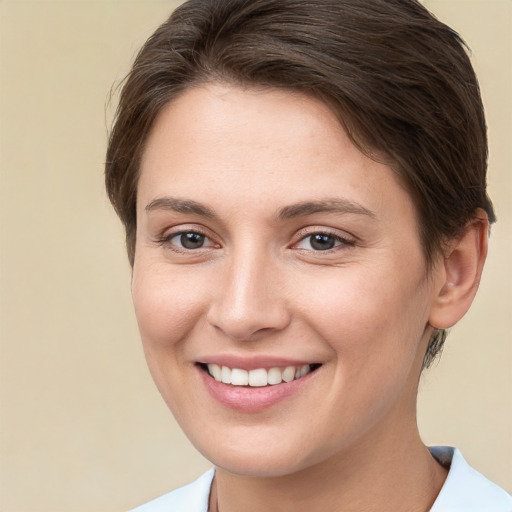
[{"xmin": 429, "ymin": 210, "xmax": 489, "ymax": 330}]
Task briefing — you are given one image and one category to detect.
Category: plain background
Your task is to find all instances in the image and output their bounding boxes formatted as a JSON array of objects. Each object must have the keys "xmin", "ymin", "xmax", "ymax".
[{"xmin": 0, "ymin": 1, "xmax": 510, "ymax": 511}]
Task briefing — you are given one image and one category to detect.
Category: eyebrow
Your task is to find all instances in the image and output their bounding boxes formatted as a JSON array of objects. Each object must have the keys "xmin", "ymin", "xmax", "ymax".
[
  {"xmin": 277, "ymin": 198, "xmax": 376, "ymax": 220},
  {"xmin": 145, "ymin": 197, "xmax": 216, "ymax": 217},
  {"xmin": 144, "ymin": 196, "xmax": 375, "ymax": 220}
]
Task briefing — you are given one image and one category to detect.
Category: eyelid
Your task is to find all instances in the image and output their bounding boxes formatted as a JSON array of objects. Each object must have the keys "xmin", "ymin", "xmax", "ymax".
[
  {"xmin": 170, "ymin": 232, "xmax": 216, "ymax": 249},
  {"xmin": 155, "ymin": 224, "xmax": 221, "ymax": 250},
  {"xmin": 291, "ymin": 227, "xmax": 356, "ymax": 251}
]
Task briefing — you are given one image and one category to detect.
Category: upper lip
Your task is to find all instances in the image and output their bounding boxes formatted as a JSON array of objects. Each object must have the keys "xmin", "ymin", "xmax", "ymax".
[{"xmin": 197, "ymin": 355, "xmax": 321, "ymax": 371}]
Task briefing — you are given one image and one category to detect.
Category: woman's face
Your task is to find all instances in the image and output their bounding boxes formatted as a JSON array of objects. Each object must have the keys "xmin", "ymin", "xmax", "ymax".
[{"xmin": 133, "ymin": 84, "xmax": 440, "ymax": 477}]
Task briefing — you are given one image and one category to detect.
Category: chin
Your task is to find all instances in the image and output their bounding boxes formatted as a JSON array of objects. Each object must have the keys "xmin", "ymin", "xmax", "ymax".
[
  {"xmin": 190, "ymin": 430, "xmax": 326, "ymax": 478},
  {"xmin": 211, "ymin": 452, "xmax": 310, "ymax": 478}
]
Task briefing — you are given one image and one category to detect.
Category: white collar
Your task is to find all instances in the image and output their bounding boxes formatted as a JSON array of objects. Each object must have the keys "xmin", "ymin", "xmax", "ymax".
[
  {"xmin": 130, "ymin": 447, "xmax": 511, "ymax": 511},
  {"xmin": 429, "ymin": 446, "xmax": 511, "ymax": 511}
]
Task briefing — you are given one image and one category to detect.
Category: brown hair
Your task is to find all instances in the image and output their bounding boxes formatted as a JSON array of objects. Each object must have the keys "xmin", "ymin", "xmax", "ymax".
[{"xmin": 105, "ymin": 0, "xmax": 495, "ymax": 366}]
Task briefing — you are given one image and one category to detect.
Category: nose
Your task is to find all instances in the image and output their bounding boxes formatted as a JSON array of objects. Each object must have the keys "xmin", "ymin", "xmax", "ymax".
[{"xmin": 206, "ymin": 251, "xmax": 291, "ymax": 341}]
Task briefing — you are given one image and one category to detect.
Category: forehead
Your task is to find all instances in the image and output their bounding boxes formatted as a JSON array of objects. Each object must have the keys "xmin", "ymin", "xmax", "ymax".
[
  {"xmin": 141, "ymin": 84, "xmax": 352, "ymax": 176},
  {"xmin": 138, "ymin": 84, "xmax": 416, "ymax": 229}
]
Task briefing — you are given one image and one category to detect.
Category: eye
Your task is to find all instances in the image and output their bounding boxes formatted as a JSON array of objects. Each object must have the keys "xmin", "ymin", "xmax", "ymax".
[
  {"xmin": 295, "ymin": 232, "xmax": 353, "ymax": 251},
  {"xmin": 168, "ymin": 231, "xmax": 216, "ymax": 250}
]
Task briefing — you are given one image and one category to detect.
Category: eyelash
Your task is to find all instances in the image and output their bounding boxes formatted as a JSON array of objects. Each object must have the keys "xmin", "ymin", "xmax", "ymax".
[
  {"xmin": 155, "ymin": 229, "xmax": 217, "ymax": 253},
  {"xmin": 156, "ymin": 228, "xmax": 355, "ymax": 254},
  {"xmin": 293, "ymin": 230, "xmax": 356, "ymax": 252}
]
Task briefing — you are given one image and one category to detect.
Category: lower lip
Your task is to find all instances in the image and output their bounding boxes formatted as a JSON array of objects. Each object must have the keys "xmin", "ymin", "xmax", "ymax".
[{"xmin": 198, "ymin": 367, "xmax": 315, "ymax": 413}]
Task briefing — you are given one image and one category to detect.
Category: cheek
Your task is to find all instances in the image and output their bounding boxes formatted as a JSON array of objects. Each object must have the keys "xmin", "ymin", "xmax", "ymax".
[
  {"xmin": 295, "ymin": 263, "xmax": 431, "ymax": 369},
  {"xmin": 130, "ymin": 262, "xmax": 209, "ymax": 419},
  {"xmin": 131, "ymin": 262, "xmax": 206, "ymax": 352},
  {"xmin": 290, "ymin": 266, "xmax": 431, "ymax": 443}
]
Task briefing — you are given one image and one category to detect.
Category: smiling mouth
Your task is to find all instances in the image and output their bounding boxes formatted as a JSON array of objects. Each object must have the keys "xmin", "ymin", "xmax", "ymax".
[{"xmin": 199, "ymin": 363, "xmax": 322, "ymax": 387}]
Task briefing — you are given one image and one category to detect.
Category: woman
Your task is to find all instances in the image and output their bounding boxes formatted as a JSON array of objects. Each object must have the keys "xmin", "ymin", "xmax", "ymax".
[{"xmin": 105, "ymin": 0, "xmax": 511, "ymax": 510}]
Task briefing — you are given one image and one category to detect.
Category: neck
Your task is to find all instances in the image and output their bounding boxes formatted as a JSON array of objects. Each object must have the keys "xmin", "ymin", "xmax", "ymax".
[{"xmin": 211, "ymin": 421, "xmax": 447, "ymax": 512}]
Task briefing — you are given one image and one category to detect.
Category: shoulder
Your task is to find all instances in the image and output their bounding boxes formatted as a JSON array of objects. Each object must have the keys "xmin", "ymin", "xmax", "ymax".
[
  {"xmin": 129, "ymin": 469, "xmax": 215, "ymax": 512},
  {"xmin": 429, "ymin": 446, "xmax": 512, "ymax": 512}
]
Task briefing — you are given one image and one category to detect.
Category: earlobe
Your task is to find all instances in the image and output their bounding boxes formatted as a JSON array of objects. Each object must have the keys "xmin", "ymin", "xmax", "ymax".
[{"xmin": 429, "ymin": 210, "xmax": 489, "ymax": 330}]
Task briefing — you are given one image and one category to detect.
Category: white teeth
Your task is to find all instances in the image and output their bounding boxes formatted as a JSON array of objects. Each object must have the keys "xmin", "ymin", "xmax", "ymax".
[
  {"xmin": 207, "ymin": 364, "xmax": 316, "ymax": 387},
  {"xmin": 267, "ymin": 367, "xmax": 283, "ymax": 385},
  {"xmin": 282, "ymin": 366, "xmax": 296, "ymax": 382},
  {"xmin": 299, "ymin": 364, "xmax": 309, "ymax": 377},
  {"xmin": 221, "ymin": 366, "xmax": 231, "ymax": 384},
  {"xmin": 248, "ymin": 368, "xmax": 268, "ymax": 387},
  {"xmin": 231, "ymin": 368, "xmax": 249, "ymax": 386},
  {"xmin": 207, "ymin": 364, "xmax": 222, "ymax": 382}
]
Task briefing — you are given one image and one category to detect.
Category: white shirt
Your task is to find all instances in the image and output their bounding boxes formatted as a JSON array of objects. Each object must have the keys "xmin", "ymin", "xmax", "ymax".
[{"xmin": 130, "ymin": 447, "xmax": 512, "ymax": 512}]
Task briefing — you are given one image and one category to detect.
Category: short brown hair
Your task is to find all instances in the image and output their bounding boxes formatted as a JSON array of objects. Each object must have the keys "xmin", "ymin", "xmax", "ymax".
[{"xmin": 105, "ymin": 0, "xmax": 495, "ymax": 366}]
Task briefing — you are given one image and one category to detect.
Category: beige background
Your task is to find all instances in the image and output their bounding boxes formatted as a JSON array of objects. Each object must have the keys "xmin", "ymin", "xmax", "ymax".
[{"xmin": 0, "ymin": 1, "xmax": 510, "ymax": 511}]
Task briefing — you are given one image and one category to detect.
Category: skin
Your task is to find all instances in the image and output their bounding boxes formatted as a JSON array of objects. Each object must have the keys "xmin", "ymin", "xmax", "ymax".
[{"xmin": 132, "ymin": 84, "xmax": 488, "ymax": 512}]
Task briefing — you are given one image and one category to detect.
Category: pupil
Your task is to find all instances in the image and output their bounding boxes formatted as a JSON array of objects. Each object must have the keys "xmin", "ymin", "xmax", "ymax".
[
  {"xmin": 181, "ymin": 232, "xmax": 205, "ymax": 249},
  {"xmin": 311, "ymin": 234, "xmax": 334, "ymax": 250}
]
